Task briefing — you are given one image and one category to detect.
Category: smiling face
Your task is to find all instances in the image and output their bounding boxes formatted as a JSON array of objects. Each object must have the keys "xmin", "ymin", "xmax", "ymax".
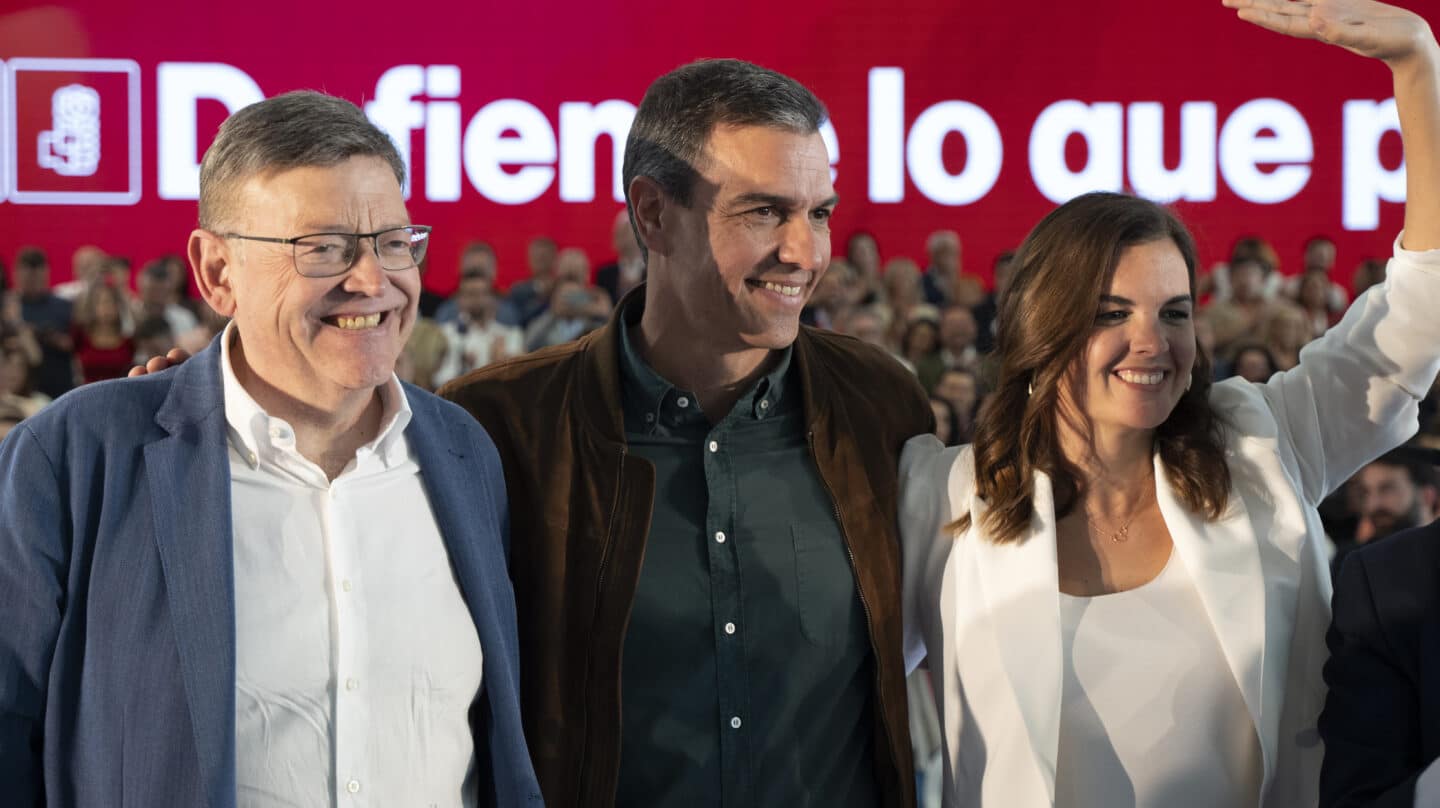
[
  {"xmin": 657, "ymin": 124, "xmax": 836, "ymax": 353},
  {"xmin": 1063, "ymin": 238, "xmax": 1196, "ymax": 446},
  {"xmin": 198, "ymin": 155, "xmax": 419, "ymax": 406}
]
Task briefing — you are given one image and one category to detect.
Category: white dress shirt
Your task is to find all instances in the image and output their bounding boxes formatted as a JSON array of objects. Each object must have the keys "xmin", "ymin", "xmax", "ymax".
[
  {"xmin": 1056, "ymin": 551, "xmax": 1261, "ymax": 808},
  {"xmin": 221, "ymin": 326, "xmax": 484, "ymax": 808}
]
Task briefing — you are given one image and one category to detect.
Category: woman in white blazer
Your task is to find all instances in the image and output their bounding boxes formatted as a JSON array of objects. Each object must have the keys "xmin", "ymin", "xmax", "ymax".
[{"xmin": 899, "ymin": 2, "xmax": 1440, "ymax": 807}]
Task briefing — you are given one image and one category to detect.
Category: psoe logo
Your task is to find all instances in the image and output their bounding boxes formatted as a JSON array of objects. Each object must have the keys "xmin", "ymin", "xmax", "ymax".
[
  {"xmin": 3, "ymin": 58, "xmax": 140, "ymax": 205},
  {"xmin": 37, "ymin": 83, "xmax": 101, "ymax": 177}
]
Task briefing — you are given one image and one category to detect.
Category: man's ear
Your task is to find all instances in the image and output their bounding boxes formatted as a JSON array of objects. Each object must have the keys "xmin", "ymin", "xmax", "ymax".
[
  {"xmin": 627, "ymin": 176, "xmax": 670, "ymax": 259},
  {"xmin": 1422, "ymin": 483, "xmax": 1439, "ymax": 517},
  {"xmin": 189, "ymin": 229, "xmax": 238, "ymax": 317}
]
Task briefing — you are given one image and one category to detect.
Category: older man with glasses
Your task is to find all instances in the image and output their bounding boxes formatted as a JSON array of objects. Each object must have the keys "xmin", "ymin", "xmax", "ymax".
[{"xmin": 0, "ymin": 91, "xmax": 540, "ymax": 808}]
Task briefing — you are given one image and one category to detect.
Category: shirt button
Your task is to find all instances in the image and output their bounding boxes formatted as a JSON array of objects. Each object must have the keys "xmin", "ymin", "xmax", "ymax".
[
  {"xmin": 341, "ymin": 579, "xmax": 353, "ymax": 592},
  {"xmin": 269, "ymin": 425, "xmax": 290, "ymax": 441},
  {"xmin": 346, "ymin": 779, "xmax": 361, "ymax": 794},
  {"xmin": 676, "ymin": 396, "xmax": 690, "ymax": 408},
  {"xmin": 724, "ymin": 622, "xmax": 736, "ymax": 635},
  {"xmin": 247, "ymin": 451, "xmax": 257, "ymax": 465},
  {"xmin": 730, "ymin": 716, "xmax": 742, "ymax": 729},
  {"xmin": 644, "ymin": 413, "xmax": 655, "ymax": 423},
  {"xmin": 759, "ymin": 399, "xmax": 770, "ymax": 410},
  {"xmin": 708, "ymin": 440, "xmax": 719, "ymax": 452},
  {"xmin": 714, "ymin": 531, "xmax": 726, "ymax": 544},
  {"xmin": 345, "ymin": 677, "xmax": 358, "ymax": 691}
]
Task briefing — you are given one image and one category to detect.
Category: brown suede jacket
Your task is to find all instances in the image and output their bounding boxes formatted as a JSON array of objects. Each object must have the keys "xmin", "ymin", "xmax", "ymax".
[{"xmin": 440, "ymin": 291, "xmax": 933, "ymax": 808}]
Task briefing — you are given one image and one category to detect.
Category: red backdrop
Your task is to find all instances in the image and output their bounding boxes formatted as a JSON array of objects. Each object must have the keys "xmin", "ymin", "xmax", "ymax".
[{"xmin": 0, "ymin": 0, "xmax": 1416, "ymax": 294}]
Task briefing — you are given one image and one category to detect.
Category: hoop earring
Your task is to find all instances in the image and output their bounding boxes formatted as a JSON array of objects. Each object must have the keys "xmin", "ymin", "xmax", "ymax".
[
  {"xmin": 1027, "ymin": 381, "xmax": 1034, "ymax": 396},
  {"xmin": 1186, "ymin": 374, "xmax": 1193, "ymax": 392}
]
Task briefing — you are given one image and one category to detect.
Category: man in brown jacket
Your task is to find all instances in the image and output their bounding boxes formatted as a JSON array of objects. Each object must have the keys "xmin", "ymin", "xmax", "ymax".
[{"xmin": 442, "ymin": 59, "xmax": 932, "ymax": 808}]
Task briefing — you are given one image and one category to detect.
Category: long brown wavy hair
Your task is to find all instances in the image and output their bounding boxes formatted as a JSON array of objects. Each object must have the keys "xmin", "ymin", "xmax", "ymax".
[{"xmin": 954, "ymin": 192, "xmax": 1230, "ymax": 543}]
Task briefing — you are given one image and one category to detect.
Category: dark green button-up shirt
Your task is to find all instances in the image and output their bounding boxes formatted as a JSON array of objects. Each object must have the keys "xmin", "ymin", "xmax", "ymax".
[{"xmin": 614, "ymin": 305, "xmax": 879, "ymax": 808}]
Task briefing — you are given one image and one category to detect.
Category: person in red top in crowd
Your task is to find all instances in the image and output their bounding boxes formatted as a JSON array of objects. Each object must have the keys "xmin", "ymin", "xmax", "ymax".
[{"xmin": 71, "ymin": 283, "xmax": 133, "ymax": 384}]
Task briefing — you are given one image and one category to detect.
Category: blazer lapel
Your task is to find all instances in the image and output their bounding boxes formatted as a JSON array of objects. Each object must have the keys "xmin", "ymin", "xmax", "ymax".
[
  {"xmin": 405, "ymin": 401, "xmax": 497, "ymax": 622},
  {"xmin": 1153, "ymin": 452, "xmax": 1269, "ymax": 780},
  {"xmin": 969, "ymin": 471, "xmax": 1063, "ymax": 800},
  {"xmin": 145, "ymin": 341, "xmax": 237, "ymax": 808},
  {"xmin": 406, "ymin": 391, "xmax": 512, "ymax": 662}
]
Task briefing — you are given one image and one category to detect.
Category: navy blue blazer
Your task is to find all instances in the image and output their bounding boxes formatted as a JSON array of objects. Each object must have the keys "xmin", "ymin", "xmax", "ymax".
[
  {"xmin": 1319, "ymin": 518, "xmax": 1440, "ymax": 808},
  {"xmin": 0, "ymin": 339, "xmax": 542, "ymax": 807}
]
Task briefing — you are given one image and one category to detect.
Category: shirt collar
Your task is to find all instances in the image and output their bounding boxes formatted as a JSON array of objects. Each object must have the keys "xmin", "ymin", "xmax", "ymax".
[
  {"xmin": 615, "ymin": 292, "xmax": 792, "ymax": 432},
  {"xmin": 220, "ymin": 321, "xmax": 413, "ymax": 471}
]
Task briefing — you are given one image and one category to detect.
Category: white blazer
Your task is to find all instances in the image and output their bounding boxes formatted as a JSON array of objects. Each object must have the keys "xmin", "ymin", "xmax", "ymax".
[{"xmin": 899, "ymin": 235, "xmax": 1440, "ymax": 808}]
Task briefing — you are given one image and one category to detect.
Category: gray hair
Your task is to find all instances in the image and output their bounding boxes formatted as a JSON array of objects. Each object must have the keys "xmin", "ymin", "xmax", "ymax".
[
  {"xmin": 621, "ymin": 59, "xmax": 826, "ymax": 258},
  {"xmin": 197, "ymin": 90, "xmax": 405, "ymax": 230}
]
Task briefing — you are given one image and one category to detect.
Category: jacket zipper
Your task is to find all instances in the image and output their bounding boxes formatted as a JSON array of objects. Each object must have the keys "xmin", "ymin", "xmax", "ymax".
[{"xmin": 807, "ymin": 430, "xmax": 901, "ymax": 803}]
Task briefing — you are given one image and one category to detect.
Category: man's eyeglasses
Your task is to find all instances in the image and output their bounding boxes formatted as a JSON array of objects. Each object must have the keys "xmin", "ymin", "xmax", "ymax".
[{"xmin": 222, "ymin": 226, "xmax": 432, "ymax": 278}]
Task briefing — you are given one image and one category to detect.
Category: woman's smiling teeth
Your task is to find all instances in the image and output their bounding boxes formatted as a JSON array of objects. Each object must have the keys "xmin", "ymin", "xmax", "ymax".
[
  {"xmin": 333, "ymin": 313, "xmax": 382, "ymax": 330},
  {"xmin": 760, "ymin": 281, "xmax": 802, "ymax": 296},
  {"xmin": 1116, "ymin": 369, "xmax": 1166, "ymax": 385}
]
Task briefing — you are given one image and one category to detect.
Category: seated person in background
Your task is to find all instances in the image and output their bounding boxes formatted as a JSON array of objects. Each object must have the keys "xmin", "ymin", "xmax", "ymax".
[
  {"xmin": 1203, "ymin": 253, "xmax": 1288, "ymax": 355},
  {"xmin": 175, "ymin": 300, "xmax": 229, "ymax": 355},
  {"xmin": 524, "ymin": 278, "xmax": 610, "ymax": 351},
  {"xmin": 1228, "ymin": 341, "xmax": 1282, "ymax": 384},
  {"xmin": 596, "ymin": 209, "xmax": 645, "ymax": 305},
  {"xmin": 1262, "ymin": 301, "xmax": 1313, "ymax": 370},
  {"xmin": 0, "ymin": 342, "xmax": 49, "ymax": 418},
  {"xmin": 53, "ymin": 245, "xmax": 107, "ymax": 302},
  {"xmin": 13, "ymin": 246, "xmax": 76, "ymax": 400},
  {"xmin": 937, "ymin": 304, "xmax": 980, "ymax": 370},
  {"xmin": 1352, "ymin": 256, "xmax": 1387, "ymax": 299},
  {"xmin": 135, "ymin": 258, "xmax": 199, "ymax": 338},
  {"xmin": 131, "ymin": 315, "xmax": 176, "ymax": 367},
  {"xmin": 1295, "ymin": 267, "xmax": 1343, "ymax": 339},
  {"xmin": 433, "ymin": 274, "xmax": 524, "ymax": 387},
  {"xmin": 499, "ymin": 235, "xmax": 559, "ymax": 327},
  {"xmin": 802, "ymin": 256, "xmax": 856, "ymax": 329},
  {"xmin": 900, "ymin": 317, "xmax": 944, "ymax": 391},
  {"xmin": 1281, "ymin": 234, "xmax": 1349, "ymax": 314},
  {"xmin": 929, "ymin": 396, "xmax": 961, "ymax": 447},
  {"xmin": 932, "ymin": 366, "xmax": 981, "ymax": 444},
  {"xmin": 433, "ymin": 241, "xmax": 498, "ymax": 324},
  {"xmin": 71, "ymin": 282, "xmax": 133, "ymax": 384}
]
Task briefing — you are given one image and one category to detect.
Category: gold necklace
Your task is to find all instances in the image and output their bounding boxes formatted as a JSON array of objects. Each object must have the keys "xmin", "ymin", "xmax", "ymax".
[
  {"xmin": 1081, "ymin": 471, "xmax": 1155, "ymax": 544},
  {"xmin": 1085, "ymin": 512, "xmax": 1133, "ymax": 543}
]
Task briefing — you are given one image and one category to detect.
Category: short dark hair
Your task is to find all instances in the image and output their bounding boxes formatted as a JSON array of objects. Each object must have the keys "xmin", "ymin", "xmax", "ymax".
[
  {"xmin": 198, "ymin": 90, "xmax": 405, "ymax": 230},
  {"xmin": 622, "ymin": 59, "xmax": 826, "ymax": 258},
  {"xmin": 16, "ymin": 247, "xmax": 47, "ymax": 271},
  {"xmin": 142, "ymin": 260, "xmax": 169, "ymax": 281},
  {"xmin": 1369, "ymin": 446, "xmax": 1440, "ymax": 491}
]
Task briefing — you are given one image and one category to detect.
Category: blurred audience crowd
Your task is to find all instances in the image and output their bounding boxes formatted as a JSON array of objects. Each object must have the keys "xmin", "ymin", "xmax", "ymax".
[{"xmin": 3, "ymin": 216, "xmax": 1431, "ymax": 570}]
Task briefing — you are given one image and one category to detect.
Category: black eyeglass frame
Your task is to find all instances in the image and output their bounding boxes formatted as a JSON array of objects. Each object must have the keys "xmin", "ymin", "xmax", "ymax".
[{"xmin": 221, "ymin": 225, "xmax": 433, "ymax": 278}]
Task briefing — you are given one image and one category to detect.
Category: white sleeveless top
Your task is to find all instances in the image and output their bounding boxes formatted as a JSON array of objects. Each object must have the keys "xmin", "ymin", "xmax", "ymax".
[{"xmin": 1056, "ymin": 551, "xmax": 1261, "ymax": 808}]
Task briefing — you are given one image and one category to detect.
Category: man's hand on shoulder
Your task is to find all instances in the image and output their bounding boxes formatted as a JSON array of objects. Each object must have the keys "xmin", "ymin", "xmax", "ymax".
[{"xmin": 127, "ymin": 348, "xmax": 192, "ymax": 378}]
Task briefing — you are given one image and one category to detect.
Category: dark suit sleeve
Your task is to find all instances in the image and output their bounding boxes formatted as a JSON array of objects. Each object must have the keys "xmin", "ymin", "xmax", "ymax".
[
  {"xmin": 0, "ymin": 424, "xmax": 69, "ymax": 806},
  {"xmin": 1318, "ymin": 552, "xmax": 1423, "ymax": 808}
]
